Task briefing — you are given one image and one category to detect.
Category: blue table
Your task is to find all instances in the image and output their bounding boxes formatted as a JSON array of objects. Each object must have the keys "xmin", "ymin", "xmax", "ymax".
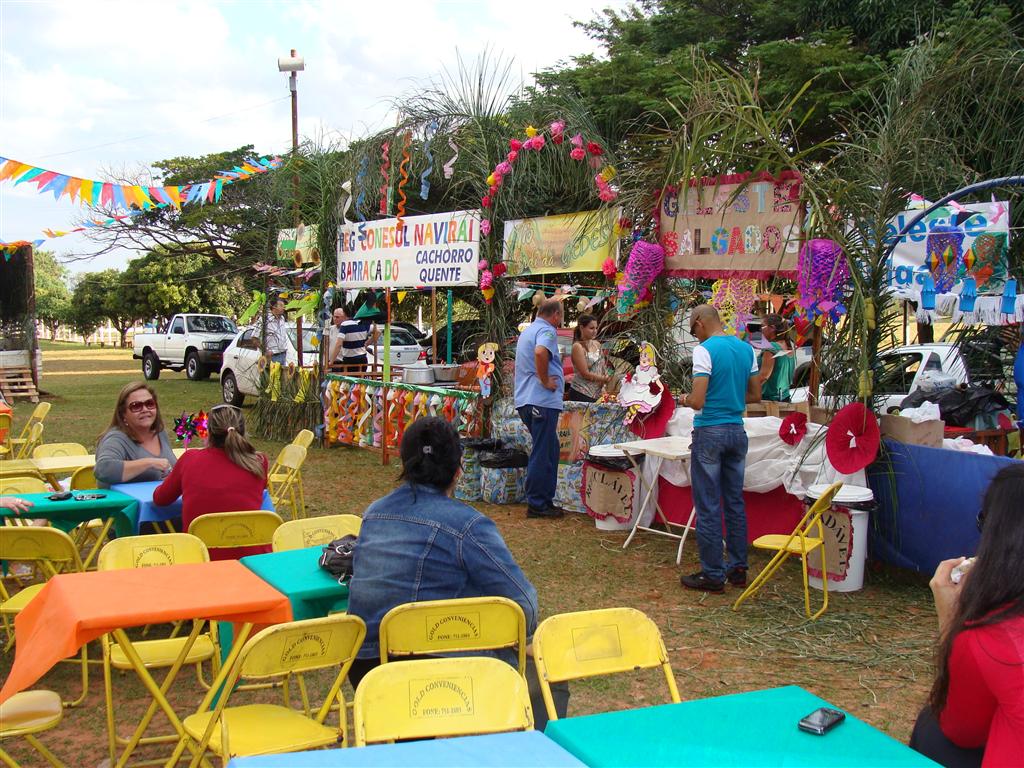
[
  {"xmin": 225, "ymin": 730, "xmax": 585, "ymax": 767},
  {"xmin": 866, "ymin": 439, "xmax": 1017, "ymax": 573},
  {"xmin": 109, "ymin": 481, "xmax": 274, "ymax": 533},
  {"xmin": 544, "ymin": 686, "xmax": 935, "ymax": 767}
]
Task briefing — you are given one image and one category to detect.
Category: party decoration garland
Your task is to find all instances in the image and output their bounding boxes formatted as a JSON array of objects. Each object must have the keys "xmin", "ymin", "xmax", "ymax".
[
  {"xmin": 378, "ymin": 141, "xmax": 391, "ymax": 216},
  {"xmin": 355, "ymin": 155, "xmax": 369, "ymax": 222},
  {"xmin": 796, "ymin": 238, "xmax": 850, "ymax": 322},
  {"xmin": 339, "ymin": 180, "xmax": 353, "ymax": 224},
  {"xmin": 173, "ymin": 410, "xmax": 208, "ymax": 447},
  {"xmin": 710, "ymin": 278, "xmax": 758, "ymax": 334},
  {"xmin": 395, "ymin": 131, "xmax": 412, "ymax": 230},
  {"xmin": 616, "ymin": 240, "xmax": 665, "ymax": 316},
  {"xmin": 443, "ymin": 137, "xmax": 459, "ymax": 179},
  {"xmin": 420, "ymin": 121, "xmax": 437, "ymax": 200}
]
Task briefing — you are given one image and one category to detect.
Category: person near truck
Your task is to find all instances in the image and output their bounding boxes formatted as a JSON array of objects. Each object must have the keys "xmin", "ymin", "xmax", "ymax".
[{"xmin": 263, "ymin": 298, "xmax": 289, "ymax": 365}]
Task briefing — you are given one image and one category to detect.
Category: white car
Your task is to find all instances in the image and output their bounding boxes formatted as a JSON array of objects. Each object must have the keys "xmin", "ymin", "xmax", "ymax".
[
  {"xmin": 791, "ymin": 343, "xmax": 970, "ymax": 412},
  {"xmin": 370, "ymin": 327, "xmax": 428, "ymax": 367},
  {"xmin": 220, "ymin": 324, "xmax": 318, "ymax": 406}
]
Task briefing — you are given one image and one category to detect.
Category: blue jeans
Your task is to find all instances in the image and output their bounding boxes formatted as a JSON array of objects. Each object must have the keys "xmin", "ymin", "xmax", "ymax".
[
  {"xmin": 517, "ymin": 405, "xmax": 560, "ymax": 510},
  {"xmin": 690, "ymin": 424, "xmax": 749, "ymax": 582}
]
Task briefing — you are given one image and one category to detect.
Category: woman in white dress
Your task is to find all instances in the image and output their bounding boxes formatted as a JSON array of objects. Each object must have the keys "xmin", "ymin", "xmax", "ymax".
[{"xmin": 617, "ymin": 342, "xmax": 665, "ymax": 424}]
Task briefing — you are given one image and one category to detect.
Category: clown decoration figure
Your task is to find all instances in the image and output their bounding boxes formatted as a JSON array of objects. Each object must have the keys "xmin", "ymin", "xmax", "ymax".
[
  {"xmin": 617, "ymin": 342, "xmax": 665, "ymax": 425},
  {"xmin": 476, "ymin": 342, "xmax": 499, "ymax": 398}
]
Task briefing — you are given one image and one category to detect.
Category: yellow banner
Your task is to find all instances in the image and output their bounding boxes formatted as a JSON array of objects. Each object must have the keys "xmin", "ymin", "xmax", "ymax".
[{"xmin": 502, "ymin": 209, "xmax": 618, "ymax": 276}]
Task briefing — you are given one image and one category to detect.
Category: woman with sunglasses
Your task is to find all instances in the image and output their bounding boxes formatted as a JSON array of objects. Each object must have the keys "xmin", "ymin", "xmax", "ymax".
[
  {"xmin": 95, "ymin": 381, "xmax": 178, "ymax": 488},
  {"xmin": 153, "ymin": 404, "xmax": 269, "ymax": 559},
  {"xmin": 910, "ymin": 463, "xmax": 1024, "ymax": 766}
]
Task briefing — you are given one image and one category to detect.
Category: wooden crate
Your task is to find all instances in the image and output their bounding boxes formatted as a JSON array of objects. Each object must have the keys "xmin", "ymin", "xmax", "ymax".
[
  {"xmin": 0, "ymin": 366, "xmax": 39, "ymax": 402},
  {"xmin": 745, "ymin": 401, "xmax": 810, "ymax": 419}
]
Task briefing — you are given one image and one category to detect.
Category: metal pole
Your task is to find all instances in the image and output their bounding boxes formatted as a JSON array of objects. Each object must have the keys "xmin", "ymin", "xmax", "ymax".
[
  {"xmin": 446, "ymin": 289, "xmax": 453, "ymax": 364},
  {"xmin": 288, "ymin": 49, "xmax": 304, "ymax": 365},
  {"xmin": 431, "ymin": 288, "xmax": 438, "ymax": 363},
  {"xmin": 382, "ymin": 289, "xmax": 392, "ymax": 465}
]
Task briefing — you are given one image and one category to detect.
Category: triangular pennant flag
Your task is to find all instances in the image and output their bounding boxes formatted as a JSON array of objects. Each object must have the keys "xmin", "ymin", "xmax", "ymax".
[
  {"xmin": 15, "ymin": 168, "xmax": 45, "ymax": 185},
  {"xmin": 65, "ymin": 177, "xmax": 82, "ymax": 203},
  {"xmin": 40, "ymin": 174, "xmax": 70, "ymax": 199},
  {"xmin": 112, "ymin": 185, "xmax": 128, "ymax": 210},
  {"xmin": 100, "ymin": 183, "xmax": 114, "ymax": 207}
]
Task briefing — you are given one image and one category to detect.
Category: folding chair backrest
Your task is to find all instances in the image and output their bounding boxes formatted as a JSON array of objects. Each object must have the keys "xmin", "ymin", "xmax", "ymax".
[
  {"xmin": 68, "ymin": 466, "xmax": 96, "ymax": 491},
  {"xmin": 532, "ymin": 607, "xmax": 680, "ymax": 720},
  {"xmin": 15, "ymin": 423, "xmax": 44, "ymax": 460},
  {"xmin": 0, "ymin": 526, "xmax": 83, "ymax": 575},
  {"xmin": 0, "ymin": 476, "xmax": 52, "ymax": 494},
  {"xmin": 354, "ymin": 657, "xmax": 533, "ymax": 745},
  {"xmin": 292, "ymin": 429, "xmax": 314, "ymax": 449},
  {"xmin": 17, "ymin": 403, "xmax": 51, "ymax": 442},
  {"xmin": 98, "ymin": 533, "xmax": 209, "ymax": 571},
  {"xmin": 32, "ymin": 443, "xmax": 88, "ymax": 459},
  {"xmin": 187, "ymin": 510, "xmax": 282, "ymax": 553},
  {"xmin": 379, "ymin": 597, "xmax": 527, "ymax": 675},
  {"xmin": 788, "ymin": 482, "xmax": 843, "ymax": 543},
  {"xmin": 271, "ymin": 514, "xmax": 361, "ymax": 552},
  {"xmin": 274, "ymin": 444, "xmax": 307, "ymax": 472}
]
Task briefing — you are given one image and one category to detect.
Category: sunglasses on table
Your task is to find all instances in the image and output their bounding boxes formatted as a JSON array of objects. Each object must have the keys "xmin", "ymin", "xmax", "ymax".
[{"xmin": 126, "ymin": 399, "xmax": 157, "ymax": 413}]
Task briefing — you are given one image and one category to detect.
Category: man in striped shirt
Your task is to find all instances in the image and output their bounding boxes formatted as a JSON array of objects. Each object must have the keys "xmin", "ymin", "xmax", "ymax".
[{"xmin": 329, "ymin": 306, "xmax": 378, "ymax": 373}]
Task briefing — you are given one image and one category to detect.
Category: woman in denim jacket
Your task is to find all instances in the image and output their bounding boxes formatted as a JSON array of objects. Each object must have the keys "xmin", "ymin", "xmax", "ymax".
[{"xmin": 347, "ymin": 416, "xmax": 568, "ymax": 725}]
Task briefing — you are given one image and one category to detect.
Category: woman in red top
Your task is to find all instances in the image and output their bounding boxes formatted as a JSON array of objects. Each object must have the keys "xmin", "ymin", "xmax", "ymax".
[
  {"xmin": 153, "ymin": 404, "xmax": 269, "ymax": 560},
  {"xmin": 910, "ymin": 463, "xmax": 1024, "ymax": 767}
]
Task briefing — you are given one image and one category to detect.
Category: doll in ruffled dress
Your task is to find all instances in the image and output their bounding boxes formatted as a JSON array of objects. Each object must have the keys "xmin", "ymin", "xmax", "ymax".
[{"xmin": 617, "ymin": 342, "xmax": 665, "ymax": 425}]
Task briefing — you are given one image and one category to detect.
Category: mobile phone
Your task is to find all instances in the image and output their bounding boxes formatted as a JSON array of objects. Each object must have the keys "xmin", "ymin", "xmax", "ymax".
[
  {"xmin": 48, "ymin": 491, "xmax": 73, "ymax": 501},
  {"xmin": 798, "ymin": 707, "xmax": 845, "ymax": 735},
  {"xmin": 74, "ymin": 493, "xmax": 107, "ymax": 501}
]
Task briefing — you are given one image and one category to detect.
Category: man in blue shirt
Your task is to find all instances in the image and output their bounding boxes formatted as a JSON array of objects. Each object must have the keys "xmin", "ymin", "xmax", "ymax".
[
  {"xmin": 679, "ymin": 305, "xmax": 761, "ymax": 592},
  {"xmin": 514, "ymin": 299, "xmax": 565, "ymax": 519}
]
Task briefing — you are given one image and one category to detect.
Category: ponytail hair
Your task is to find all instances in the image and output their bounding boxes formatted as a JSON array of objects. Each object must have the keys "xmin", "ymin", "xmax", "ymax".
[
  {"xmin": 206, "ymin": 405, "xmax": 266, "ymax": 479},
  {"xmin": 397, "ymin": 416, "xmax": 462, "ymax": 491}
]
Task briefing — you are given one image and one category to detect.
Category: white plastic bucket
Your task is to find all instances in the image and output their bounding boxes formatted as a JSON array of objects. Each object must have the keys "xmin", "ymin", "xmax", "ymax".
[
  {"xmin": 584, "ymin": 444, "xmax": 638, "ymax": 531},
  {"xmin": 805, "ymin": 484, "xmax": 875, "ymax": 593}
]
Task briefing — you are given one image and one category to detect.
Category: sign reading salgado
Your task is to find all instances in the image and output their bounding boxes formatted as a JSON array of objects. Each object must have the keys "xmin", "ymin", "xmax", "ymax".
[{"xmin": 337, "ymin": 210, "xmax": 480, "ymax": 288}]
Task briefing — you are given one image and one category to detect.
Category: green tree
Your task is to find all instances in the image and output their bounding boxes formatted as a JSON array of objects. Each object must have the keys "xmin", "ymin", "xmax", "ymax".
[
  {"xmin": 70, "ymin": 269, "xmax": 145, "ymax": 347},
  {"xmin": 32, "ymin": 250, "xmax": 72, "ymax": 339}
]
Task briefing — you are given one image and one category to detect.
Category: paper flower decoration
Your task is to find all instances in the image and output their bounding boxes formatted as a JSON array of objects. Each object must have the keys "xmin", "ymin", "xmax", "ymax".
[
  {"xmin": 779, "ymin": 412, "xmax": 808, "ymax": 446},
  {"xmin": 797, "ymin": 239, "xmax": 849, "ymax": 322},
  {"xmin": 525, "ymin": 125, "xmax": 538, "ymax": 137},
  {"xmin": 570, "ymin": 148, "xmax": 586, "ymax": 161},
  {"xmin": 173, "ymin": 410, "xmax": 208, "ymax": 447},
  {"xmin": 492, "ymin": 262, "xmax": 507, "ymax": 278},
  {"xmin": 602, "ymin": 258, "xmax": 617, "ymax": 278},
  {"xmin": 825, "ymin": 403, "xmax": 880, "ymax": 474},
  {"xmin": 550, "ymin": 120, "xmax": 565, "ymax": 143},
  {"xmin": 616, "ymin": 241, "xmax": 665, "ymax": 316},
  {"xmin": 480, "ymin": 220, "xmax": 491, "ymax": 236},
  {"xmin": 586, "ymin": 141, "xmax": 604, "ymax": 156}
]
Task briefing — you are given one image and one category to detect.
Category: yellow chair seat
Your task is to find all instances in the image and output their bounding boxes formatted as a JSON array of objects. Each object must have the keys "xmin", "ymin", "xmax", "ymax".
[
  {"xmin": 0, "ymin": 689, "xmax": 63, "ymax": 735},
  {"xmin": 109, "ymin": 635, "xmax": 216, "ymax": 670},
  {"xmin": 0, "ymin": 583, "xmax": 46, "ymax": 614},
  {"xmin": 752, "ymin": 534, "xmax": 824, "ymax": 555},
  {"xmin": 269, "ymin": 472, "xmax": 289, "ymax": 483},
  {"xmin": 183, "ymin": 704, "xmax": 340, "ymax": 756}
]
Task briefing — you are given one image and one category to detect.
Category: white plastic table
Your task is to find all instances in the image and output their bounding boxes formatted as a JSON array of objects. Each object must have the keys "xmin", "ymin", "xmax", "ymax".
[{"xmin": 612, "ymin": 435, "xmax": 696, "ymax": 564}]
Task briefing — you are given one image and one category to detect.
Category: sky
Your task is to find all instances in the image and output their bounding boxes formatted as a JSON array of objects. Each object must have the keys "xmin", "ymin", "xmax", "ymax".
[{"xmin": 0, "ymin": 0, "xmax": 626, "ymax": 275}]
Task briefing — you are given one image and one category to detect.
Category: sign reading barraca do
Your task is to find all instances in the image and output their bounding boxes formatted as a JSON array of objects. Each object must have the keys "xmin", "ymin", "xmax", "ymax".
[
  {"xmin": 502, "ymin": 209, "xmax": 619, "ymax": 276},
  {"xmin": 337, "ymin": 211, "xmax": 480, "ymax": 288},
  {"xmin": 884, "ymin": 202, "xmax": 1010, "ymax": 300},
  {"xmin": 659, "ymin": 171, "xmax": 803, "ymax": 278}
]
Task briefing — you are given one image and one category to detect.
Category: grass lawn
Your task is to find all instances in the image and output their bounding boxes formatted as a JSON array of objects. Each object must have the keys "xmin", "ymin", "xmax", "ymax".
[{"xmin": 1, "ymin": 341, "xmax": 938, "ymax": 765}]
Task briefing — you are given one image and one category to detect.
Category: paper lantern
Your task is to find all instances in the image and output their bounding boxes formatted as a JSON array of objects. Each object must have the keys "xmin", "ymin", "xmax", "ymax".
[
  {"xmin": 958, "ymin": 278, "xmax": 977, "ymax": 312},
  {"xmin": 920, "ymin": 273, "xmax": 936, "ymax": 311},
  {"xmin": 826, "ymin": 403, "xmax": 880, "ymax": 474},
  {"xmin": 779, "ymin": 412, "xmax": 808, "ymax": 446},
  {"xmin": 1001, "ymin": 279, "xmax": 1017, "ymax": 315}
]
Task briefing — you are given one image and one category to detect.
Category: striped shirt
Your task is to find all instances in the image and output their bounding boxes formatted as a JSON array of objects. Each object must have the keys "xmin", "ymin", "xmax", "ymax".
[{"xmin": 337, "ymin": 319, "xmax": 374, "ymax": 359}]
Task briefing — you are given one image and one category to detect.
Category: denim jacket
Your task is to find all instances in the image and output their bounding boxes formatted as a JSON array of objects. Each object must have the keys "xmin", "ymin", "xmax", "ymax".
[{"xmin": 347, "ymin": 482, "xmax": 539, "ymax": 660}]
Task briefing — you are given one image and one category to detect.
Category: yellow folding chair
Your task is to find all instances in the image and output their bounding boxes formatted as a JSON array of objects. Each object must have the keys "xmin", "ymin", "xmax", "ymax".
[
  {"xmin": 379, "ymin": 596, "xmax": 527, "ymax": 675},
  {"xmin": 268, "ymin": 444, "xmax": 307, "ymax": 521},
  {"xmin": 170, "ymin": 614, "xmax": 366, "ymax": 764},
  {"xmin": 0, "ymin": 689, "xmax": 66, "ymax": 768},
  {"xmin": 733, "ymin": 481, "xmax": 843, "ymax": 620},
  {"xmin": 0, "ymin": 527, "xmax": 90, "ymax": 707},
  {"xmin": 97, "ymin": 533, "xmax": 219, "ymax": 766},
  {"xmin": 32, "ymin": 443, "xmax": 87, "ymax": 460},
  {"xmin": 354, "ymin": 657, "xmax": 533, "ymax": 746},
  {"xmin": 187, "ymin": 510, "xmax": 283, "ymax": 558},
  {"xmin": 8, "ymin": 403, "xmax": 50, "ymax": 457},
  {"xmin": 68, "ymin": 466, "xmax": 96, "ymax": 490},
  {"xmin": 14, "ymin": 423, "xmax": 44, "ymax": 461},
  {"xmin": 271, "ymin": 514, "xmax": 362, "ymax": 552},
  {"xmin": 0, "ymin": 476, "xmax": 52, "ymax": 495},
  {"xmin": 0, "ymin": 412, "xmax": 12, "ymax": 458},
  {"xmin": 292, "ymin": 429, "xmax": 314, "ymax": 450},
  {"xmin": 532, "ymin": 607, "xmax": 680, "ymax": 722}
]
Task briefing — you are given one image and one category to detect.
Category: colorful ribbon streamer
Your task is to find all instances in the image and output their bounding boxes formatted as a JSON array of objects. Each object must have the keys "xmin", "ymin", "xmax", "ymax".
[
  {"xmin": 396, "ymin": 131, "xmax": 411, "ymax": 230},
  {"xmin": 421, "ymin": 121, "xmax": 437, "ymax": 200},
  {"xmin": 355, "ymin": 155, "xmax": 369, "ymax": 222},
  {"xmin": 443, "ymin": 137, "xmax": 458, "ymax": 180},
  {"xmin": 378, "ymin": 141, "xmax": 391, "ymax": 216},
  {"xmin": 339, "ymin": 180, "xmax": 353, "ymax": 224}
]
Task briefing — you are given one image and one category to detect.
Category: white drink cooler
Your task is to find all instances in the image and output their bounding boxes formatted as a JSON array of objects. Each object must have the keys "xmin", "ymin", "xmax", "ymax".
[{"xmin": 805, "ymin": 484, "xmax": 876, "ymax": 593}]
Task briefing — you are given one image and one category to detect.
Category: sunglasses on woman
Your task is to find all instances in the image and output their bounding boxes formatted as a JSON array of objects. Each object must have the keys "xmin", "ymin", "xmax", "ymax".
[{"xmin": 126, "ymin": 399, "xmax": 157, "ymax": 413}]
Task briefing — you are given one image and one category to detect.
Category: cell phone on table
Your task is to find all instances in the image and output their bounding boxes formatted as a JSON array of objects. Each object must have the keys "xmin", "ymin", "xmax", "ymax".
[
  {"xmin": 48, "ymin": 491, "xmax": 73, "ymax": 501},
  {"xmin": 798, "ymin": 707, "xmax": 845, "ymax": 735},
  {"xmin": 74, "ymin": 493, "xmax": 107, "ymax": 501}
]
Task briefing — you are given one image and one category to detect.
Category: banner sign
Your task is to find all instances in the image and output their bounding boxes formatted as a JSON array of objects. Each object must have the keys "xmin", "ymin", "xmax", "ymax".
[
  {"xmin": 502, "ymin": 209, "xmax": 618, "ymax": 276},
  {"xmin": 276, "ymin": 223, "xmax": 320, "ymax": 266},
  {"xmin": 884, "ymin": 202, "xmax": 1010, "ymax": 299},
  {"xmin": 659, "ymin": 171, "xmax": 803, "ymax": 278},
  {"xmin": 336, "ymin": 210, "xmax": 480, "ymax": 288}
]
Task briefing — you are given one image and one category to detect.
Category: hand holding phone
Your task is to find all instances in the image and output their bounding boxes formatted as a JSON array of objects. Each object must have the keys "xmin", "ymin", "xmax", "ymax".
[{"xmin": 798, "ymin": 707, "xmax": 845, "ymax": 735}]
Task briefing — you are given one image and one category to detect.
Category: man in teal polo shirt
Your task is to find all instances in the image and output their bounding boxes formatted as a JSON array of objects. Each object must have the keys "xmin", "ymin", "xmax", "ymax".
[
  {"xmin": 679, "ymin": 305, "xmax": 761, "ymax": 592},
  {"xmin": 514, "ymin": 299, "xmax": 565, "ymax": 519}
]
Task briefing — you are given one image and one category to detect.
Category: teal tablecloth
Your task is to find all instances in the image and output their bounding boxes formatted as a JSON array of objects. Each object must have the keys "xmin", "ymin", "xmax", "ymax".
[
  {"xmin": 0, "ymin": 491, "xmax": 139, "ymax": 538},
  {"xmin": 544, "ymin": 685, "xmax": 937, "ymax": 767}
]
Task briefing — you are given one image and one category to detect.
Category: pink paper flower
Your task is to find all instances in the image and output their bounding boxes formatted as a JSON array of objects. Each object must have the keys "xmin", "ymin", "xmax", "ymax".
[
  {"xmin": 550, "ymin": 120, "xmax": 565, "ymax": 143},
  {"xmin": 482, "ymin": 196, "xmax": 491, "ymax": 208},
  {"xmin": 478, "ymin": 259, "xmax": 489, "ymax": 269},
  {"xmin": 602, "ymin": 258, "xmax": 617, "ymax": 278},
  {"xmin": 481, "ymin": 220, "xmax": 491, "ymax": 236},
  {"xmin": 509, "ymin": 139, "xmax": 523, "ymax": 151},
  {"xmin": 496, "ymin": 161, "xmax": 512, "ymax": 176},
  {"xmin": 489, "ymin": 184, "xmax": 499, "ymax": 196},
  {"xmin": 599, "ymin": 188, "xmax": 618, "ymax": 202},
  {"xmin": 587, "ymin": 141, "xmax": 604, "ymax": 156},
  {"xmin": 570, "ymin": 147, "xmax": 586, "ymax": 161},
  {"xmin": 479, "ymin": 269, "xmax": 493, "ymax": 289},
  {"xmin": 507, "ymin": 150, "xmax": 519, "ymax": 163},
  {"xmin": 570, "ymin": 133, "xmax": 583, "ymax": 148},
  {"xmin": 492, "ymin": 262, "xmax": 507, "ymax": 277}
]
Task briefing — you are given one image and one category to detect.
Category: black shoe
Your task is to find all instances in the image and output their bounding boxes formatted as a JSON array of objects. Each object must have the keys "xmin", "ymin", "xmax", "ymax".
[
  {"xmin": 680, "ymin": 571, "xmax": 725, "ymax": 593},
  {"xmin": 726, "ymin": 566, "xmax": 748, "ymax": 587},
  {"xmin": 527, "ymin": 506, "xmax": 565, "ymax": 519}
]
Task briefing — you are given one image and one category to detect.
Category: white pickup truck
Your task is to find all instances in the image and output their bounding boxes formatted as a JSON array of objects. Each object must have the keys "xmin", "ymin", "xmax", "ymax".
[{"xmin": 133, "ymin": 313, "xmax": 238, "ymax": 381}]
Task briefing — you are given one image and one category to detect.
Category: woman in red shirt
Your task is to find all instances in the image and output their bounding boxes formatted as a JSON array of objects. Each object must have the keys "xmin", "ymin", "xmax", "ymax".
[
  {"xmin": 153, "ymin": 404, "xmax": 269, "ymax": 560},
  {"xmin": 910, "ymin": 463, "xmax": 1024, "ymax": 767}
]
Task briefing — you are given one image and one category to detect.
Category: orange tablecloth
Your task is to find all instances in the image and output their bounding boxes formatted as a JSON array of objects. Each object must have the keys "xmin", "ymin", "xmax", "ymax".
[{"xmin": 0, "ymin": 560, "xmax": 292, "ymax": 703}]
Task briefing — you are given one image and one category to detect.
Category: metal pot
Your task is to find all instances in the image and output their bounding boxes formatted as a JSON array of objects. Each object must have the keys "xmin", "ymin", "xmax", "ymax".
[
  {"xmin": 403, "ymin": 366, "xmax": 435, "ymax": 385},
  {"xmin": 430, "ymin": 364, "xmax": 460, "ymax": 383}
]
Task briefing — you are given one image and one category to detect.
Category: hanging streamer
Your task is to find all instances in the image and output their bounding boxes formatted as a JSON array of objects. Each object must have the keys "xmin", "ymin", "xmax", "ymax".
[
  {"xmin": 339, "ymin": 179, "xmax": 353, "ymax": 224},
  {"xmin": 372, "ymin": 387, "xmax": 384, "ymax": 448},
  {"xmin": 355, "ymin": 155, "xmax": 369, "ymax": 222},
  {"xmin": 396, "ymin": 131, "xmax": 412, "ymax": 230},
  {"xmin": 378, "ymin": 141, "xmax": 391, "ymax": 216},
  {"xmin": 443, "ymin": 137, "xmax": 459, "ymax": 179},
  {"xmin": 421, "ymin": 121, "xmax": 437, "ymax": 200}
]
